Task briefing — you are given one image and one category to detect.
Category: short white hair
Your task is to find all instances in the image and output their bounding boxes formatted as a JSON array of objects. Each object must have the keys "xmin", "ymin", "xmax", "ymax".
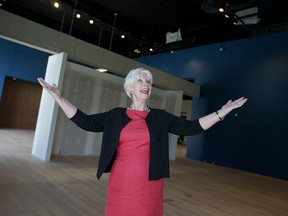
[{"xmin": 124, "ymin": 68, "xmax": 153, "ymax": 98}]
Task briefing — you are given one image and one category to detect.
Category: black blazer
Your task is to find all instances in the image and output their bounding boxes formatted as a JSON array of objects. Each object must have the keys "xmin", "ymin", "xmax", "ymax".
[{"xmin": 70, "ymin": 107, "xmax": 204, "ymax": 180}]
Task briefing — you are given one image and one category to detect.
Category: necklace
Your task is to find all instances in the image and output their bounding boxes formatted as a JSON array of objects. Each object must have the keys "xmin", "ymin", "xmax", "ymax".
[{"xmin": 127, "ymin": 105, "xmax": 150, "ymax": 112}]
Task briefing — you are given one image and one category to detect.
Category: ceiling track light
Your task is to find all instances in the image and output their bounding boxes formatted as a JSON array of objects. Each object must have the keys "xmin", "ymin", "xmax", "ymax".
[
  {"xmin": 0, "ymin": 0, "xmax": 5, "ymax": 7},
  {"xmin": 216, "ymin": 1, "xmax": 251, "ymax": 30},
  {"xmin": 46, "ymin": 0, "xmax": 153, "ymax": 56},
  {"xmin": 76, "ymin": 13, "xmax": 81, "ymax": 19},
  {"xmin": 219, "ymin": 7, "xmax": 224, "ymax": 13},
  {"xmin": 53, "ymin": 2, "xmax": 60, "ymax": 9}
]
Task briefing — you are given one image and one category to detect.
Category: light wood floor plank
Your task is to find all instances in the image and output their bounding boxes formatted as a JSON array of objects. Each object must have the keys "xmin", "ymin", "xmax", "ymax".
[{"xmin": 0, "ymin": 129, "xmax": 287, "ymax": 216}]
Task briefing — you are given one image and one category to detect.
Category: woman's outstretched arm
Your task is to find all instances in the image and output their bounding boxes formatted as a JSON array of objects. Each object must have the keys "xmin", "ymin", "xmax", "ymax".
[
  {"xmin": 37, "ymin": 78, "xmax": 77, "ymax": 118},
  {"xmin": 199, "ymin": 97, "xmax": 248, "ymax": 130}
]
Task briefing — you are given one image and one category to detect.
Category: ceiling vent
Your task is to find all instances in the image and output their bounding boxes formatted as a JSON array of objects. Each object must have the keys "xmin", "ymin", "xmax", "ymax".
[{"xmin": 234, "ymin": 7, "xmax": 260, "ymax": 25}]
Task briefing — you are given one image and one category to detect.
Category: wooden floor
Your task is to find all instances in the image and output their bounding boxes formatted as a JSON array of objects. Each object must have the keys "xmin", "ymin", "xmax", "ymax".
[{"xmin": 0, "ymin": 129, "xmax": 287, "ymax": 216}]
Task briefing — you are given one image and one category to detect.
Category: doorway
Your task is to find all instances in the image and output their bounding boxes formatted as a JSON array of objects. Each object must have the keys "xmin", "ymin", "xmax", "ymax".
[{"xmin": 0, "ymin": 77, "xmax": 42, "ymax": 129}]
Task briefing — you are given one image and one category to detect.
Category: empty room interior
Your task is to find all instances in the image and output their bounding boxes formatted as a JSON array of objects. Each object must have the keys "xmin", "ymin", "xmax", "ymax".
[{"xmin": 0, "ymin": 0, "xmax": 288, "ymax": 215}]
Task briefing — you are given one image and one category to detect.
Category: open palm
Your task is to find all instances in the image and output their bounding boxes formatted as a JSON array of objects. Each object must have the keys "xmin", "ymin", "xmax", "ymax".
[{"xmin": 37, "ymin": 78, "xmax": 61, "ymax": 101}]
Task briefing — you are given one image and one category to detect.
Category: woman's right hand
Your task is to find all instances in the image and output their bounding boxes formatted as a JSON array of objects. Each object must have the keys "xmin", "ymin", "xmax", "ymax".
[
  {"xmin": 37, "ymin": 78, "xmax": 61, "ymax": 102},
  {"xmin": 37, "ymin": 78, "xmax": 77, "ymax": 118}
]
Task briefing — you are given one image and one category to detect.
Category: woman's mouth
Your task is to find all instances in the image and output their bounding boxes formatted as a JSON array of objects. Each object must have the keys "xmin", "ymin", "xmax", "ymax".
[{"xmin": 140, "ymin": 89, "xmax": 149, "ymax": 94}]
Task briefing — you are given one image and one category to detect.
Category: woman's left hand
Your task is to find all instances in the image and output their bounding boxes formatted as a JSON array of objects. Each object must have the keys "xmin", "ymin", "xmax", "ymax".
[
  {"xmin": 222, "ymin": 97, "xmax": 248, "ymax": 111},
  {"xmin": 198, "ymin": 97, "xmax": 248, "ymax": 130}
]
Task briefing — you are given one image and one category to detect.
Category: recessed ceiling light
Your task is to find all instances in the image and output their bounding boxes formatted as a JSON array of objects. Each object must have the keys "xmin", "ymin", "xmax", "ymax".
[
  {"xmin": 96, "ymin": 68, "xmax": 108, "ymax": 73},
  {"xmin": 121, "ymin": 34, "xmax": 125, "ymax": 39},
  {"xmin": 76, "ymin": 13, "xmax": 81, "ymax": 19},
  {"xmin": 89, "ymin": 19, "xmax": 94, "ymax": 24}
]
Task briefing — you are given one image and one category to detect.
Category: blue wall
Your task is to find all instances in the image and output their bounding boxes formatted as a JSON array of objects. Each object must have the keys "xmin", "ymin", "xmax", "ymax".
[
  {"xmin": 0, "ymin": 38, "xmax": 50, "ymax": 100},
  {"xmin": 136, "ymin": 32, "xmax": 288, "ymax": 180}
]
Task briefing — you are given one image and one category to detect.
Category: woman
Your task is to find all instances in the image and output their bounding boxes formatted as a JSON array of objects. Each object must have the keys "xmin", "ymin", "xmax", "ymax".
[{"xmin": 38, "ymin": 68, "xmax": 247, "ymax": 216}]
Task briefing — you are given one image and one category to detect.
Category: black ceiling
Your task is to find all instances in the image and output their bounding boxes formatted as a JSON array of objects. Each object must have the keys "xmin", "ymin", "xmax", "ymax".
[{"xmin": 1, "ymin": 0, "xmax": 288, "ymax": 58}]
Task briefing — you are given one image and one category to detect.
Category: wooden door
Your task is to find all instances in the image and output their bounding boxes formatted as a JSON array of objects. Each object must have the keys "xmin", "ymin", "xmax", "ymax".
[{"xmin": 0, "ymin": 77, "xmax": 42, "ymax": 129}]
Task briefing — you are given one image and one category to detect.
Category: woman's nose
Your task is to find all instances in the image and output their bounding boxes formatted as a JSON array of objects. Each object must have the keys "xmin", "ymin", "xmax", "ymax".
[{"xmin": 144, "ymin": 80, "xmax": 151, "ymax": 86}]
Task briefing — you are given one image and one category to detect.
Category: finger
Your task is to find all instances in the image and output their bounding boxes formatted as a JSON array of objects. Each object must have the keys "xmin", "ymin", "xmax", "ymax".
[
  {"xmin": 40, "ymin": 80, "xmax": 53, "ymax": 90},
  {"xmin": 226, "ymin": 99, "xmax": 232, "ymax": 105},
  {"xmin": 37, "ymin": 78, "xmax": 46, "ymax": 88},
  {"xmin": 37, "ymin": 77, "xmax": 43, "ymax": 84},
  {"xmin": 234, "ymin": 97, "xmax": 246, "ymax": 104},
  {"xmin": 234, "ymin": 98, "xmax": 248, "ymax": 107},
  {"xmin": 38, "ymin": 78, "xmax": 48, "ymax": 86},
  {"xmin": 238, "ymin": 97, "xmax": 247, "ymax": 101}
]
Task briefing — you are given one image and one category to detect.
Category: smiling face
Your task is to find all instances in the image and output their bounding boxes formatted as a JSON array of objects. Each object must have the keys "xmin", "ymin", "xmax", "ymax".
[{"xmin": 129, "ymin": 73, "xmax": 152, "ymax": 103}]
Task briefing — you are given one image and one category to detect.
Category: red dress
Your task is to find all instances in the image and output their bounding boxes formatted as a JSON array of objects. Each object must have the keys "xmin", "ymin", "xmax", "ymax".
[{"xmin": 105, "ymin": 110, "xmax": 164, "ymax": 216}]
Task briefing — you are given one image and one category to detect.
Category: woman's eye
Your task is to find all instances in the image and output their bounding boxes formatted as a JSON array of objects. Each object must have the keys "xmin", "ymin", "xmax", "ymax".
[
  {"xmin": 137, "ymin": 79, "xmax": 143, "ymax": 83},
  {"xmin": 146, "ymin": 80, "xmax": 151, "ymax": 84}
]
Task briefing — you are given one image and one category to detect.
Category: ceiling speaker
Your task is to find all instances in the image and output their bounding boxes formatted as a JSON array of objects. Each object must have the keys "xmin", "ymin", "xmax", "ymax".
[{"xmin": 201, "ymin": 0, "xmax": 220, "ymax": 13}]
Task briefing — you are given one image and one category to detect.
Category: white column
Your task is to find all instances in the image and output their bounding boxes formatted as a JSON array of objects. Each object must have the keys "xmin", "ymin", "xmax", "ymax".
[{"xmin": 32, "ymin": 52, "xmax": 68, "ymax": 161}]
